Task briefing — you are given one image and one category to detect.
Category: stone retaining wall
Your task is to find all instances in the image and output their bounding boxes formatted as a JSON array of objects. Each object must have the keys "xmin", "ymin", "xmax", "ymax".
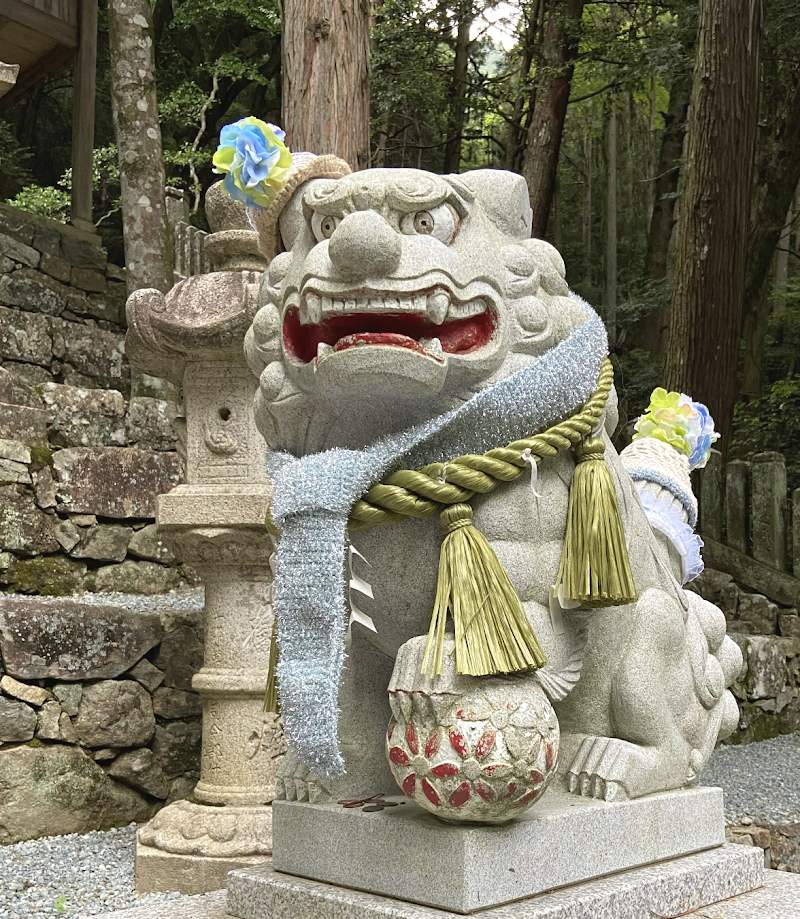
[
  {"xmin": 727, "ymin": 821, "xmax": 800, "ymax": 872},
  {"xmin": 0, "ymin": 203, "xmax": 193, "ymax": 595},
  {"xmin": 691, "ymin": 568, "xmax": 800, "ymax": 744},
  {"xmin": 0, "ymin": 595, "xmax": 203, "ymax": 844}
]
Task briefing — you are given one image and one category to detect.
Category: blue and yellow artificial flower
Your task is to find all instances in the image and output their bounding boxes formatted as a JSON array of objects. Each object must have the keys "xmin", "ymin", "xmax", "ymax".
[
  {"xmin": 212, "ymin": 117, "xmax": 293, "ymax": 209},
  {"xmin": 633, "ymin": 388, "xmax": 719, "ymax": 470}
]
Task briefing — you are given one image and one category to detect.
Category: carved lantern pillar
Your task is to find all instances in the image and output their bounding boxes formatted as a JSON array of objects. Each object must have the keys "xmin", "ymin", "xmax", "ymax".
[{"xmin": 126, "ymin": 189, "xmax": 283, "ymax": 894}]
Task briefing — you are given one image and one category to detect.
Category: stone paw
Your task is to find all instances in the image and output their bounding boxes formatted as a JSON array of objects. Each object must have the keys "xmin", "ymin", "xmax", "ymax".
[
  {"xmin": 274, "ymin": 750, "xmax": 331, "ymax": 804},
  {"xmin": 566, "ymin": 736, "xmax": 642, "ymax": 802}
]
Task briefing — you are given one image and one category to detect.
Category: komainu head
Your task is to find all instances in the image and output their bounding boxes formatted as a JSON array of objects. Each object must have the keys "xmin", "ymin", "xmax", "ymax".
[{"xmin": 245, "ymin": 167, "xmax": 588, "ymax": 452}]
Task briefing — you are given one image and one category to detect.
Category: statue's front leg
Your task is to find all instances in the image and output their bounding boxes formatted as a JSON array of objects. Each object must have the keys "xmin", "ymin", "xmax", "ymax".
[{"xmin": 564, "ymin": 588, "xmax": 697, "ymax": 800}]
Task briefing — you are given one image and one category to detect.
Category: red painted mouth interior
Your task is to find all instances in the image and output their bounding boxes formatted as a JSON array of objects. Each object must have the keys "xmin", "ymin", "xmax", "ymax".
[{"xmin": 283, "ymin": 308, "xmax": 495, "ymax": 364}]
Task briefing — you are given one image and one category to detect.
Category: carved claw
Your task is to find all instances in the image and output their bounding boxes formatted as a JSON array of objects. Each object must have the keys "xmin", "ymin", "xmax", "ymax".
[
  {"xmin": 567, "ymin": 736, "xmax": 632, "ymax": 802},
  {"xmin": 275, "ymin": 750, "xmax": 332, "ymax": 804}
]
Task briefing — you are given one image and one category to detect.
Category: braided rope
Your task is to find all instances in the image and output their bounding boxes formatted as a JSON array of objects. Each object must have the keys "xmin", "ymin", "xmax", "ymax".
[{"xmin": 348, "ymin": 357, "xmax": 614, "ymax": 533}]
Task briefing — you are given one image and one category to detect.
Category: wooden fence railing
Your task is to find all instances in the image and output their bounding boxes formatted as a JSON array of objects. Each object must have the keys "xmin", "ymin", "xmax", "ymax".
[{"xmin": 698, "ymin": 450, "xmax": 800, "ymax": 607}]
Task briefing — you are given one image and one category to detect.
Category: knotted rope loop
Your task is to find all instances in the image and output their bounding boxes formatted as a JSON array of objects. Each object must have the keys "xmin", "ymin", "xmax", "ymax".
[{"xmin": 348, "ymin": 357, "xmax": 615, "ymax": 534}]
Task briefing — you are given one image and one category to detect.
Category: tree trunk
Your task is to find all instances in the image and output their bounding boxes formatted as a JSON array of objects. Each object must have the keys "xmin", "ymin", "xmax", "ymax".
[
  {"xmin": 739, "ymin": 83, "xmax": 800, "ymax": 396},
  {"xmin": 664, "ymin": 0, "xmax": 762, "ymax": 455},
  {"xmin": 281, "ymin": 0, "xmax": 371, "ymax": 171},
  {"xmin": 443, "ymin": 2, "xmax": 474, "ymax": 174},
  {"xmin": 644, "ymin": 63, "xmax": 693, "ymax": 283},
  {"xmin": 606, "ymin": 91, "xmax": 618, "ymax": 347},
  {"xmin": 522, "ymin": 0, "xmax": 586, "ymax": 238},
  {"xmin": 638, "ymin": 65, "xmax": 693, "ymax": 356},
  {"xmin": 582, "ymin": 129, "xmax": 592, "ymax": 289},
  {"xmin": 504, "ymin": 1, "xmax": 541, "ymax": 171},
  {"xmin": 647, "ymin": 74, "xmax": 657, "ymax": 224},
  {"xmin": 108, "ymin": 0, "xmax": 171, "ymax": 295},
  {"xmin": 740, "ymin": 282, "xmax": 771, "ymax": 398},
  {"xmin": 775, "ymin": 204, "xmax": 792, "ymax": 293}
]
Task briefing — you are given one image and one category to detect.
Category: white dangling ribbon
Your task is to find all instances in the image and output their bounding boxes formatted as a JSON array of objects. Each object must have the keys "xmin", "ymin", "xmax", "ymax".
[
  {"xmin": 348, "ymin": 544, "xmax": 377, "ymax": 634},
  {"xmin": 549, "ymin": 584, "xmax": 581, "ymax": 637},
  {"xmin": 521, "ymin": 448, "xmax": 542, "ymax": 498}
]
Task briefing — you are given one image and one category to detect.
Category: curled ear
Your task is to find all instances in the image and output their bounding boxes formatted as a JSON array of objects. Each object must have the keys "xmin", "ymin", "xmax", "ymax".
[{"xmin": 447, "ymin": 169, "xmax": 532, "ymax": 239}]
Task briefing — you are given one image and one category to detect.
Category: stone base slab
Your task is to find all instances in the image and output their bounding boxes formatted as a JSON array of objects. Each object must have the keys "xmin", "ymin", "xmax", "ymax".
[
  {"xmin": 135, "ymin": 844, "xmax": 270, "ymax": 895},
  {"xmin": 228, "ymin": 845, "xmax": 764, "ymax": 919},
  {"xmin": 271, "ymin": 785, "xmax": 726, "ymax": 913}
]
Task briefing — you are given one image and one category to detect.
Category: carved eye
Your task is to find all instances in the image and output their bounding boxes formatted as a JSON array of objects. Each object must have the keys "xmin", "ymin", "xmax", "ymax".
[
  {"xmin": 400, "ymin": 203, "xmax": 459, "ymax": 245},
  {"xmin": 311, "ymin": 212, "xmax": 340, "ymax": 242},
  {"xmin": 414, "ymin": 211, "xmax": 434, "ymax": 234}
]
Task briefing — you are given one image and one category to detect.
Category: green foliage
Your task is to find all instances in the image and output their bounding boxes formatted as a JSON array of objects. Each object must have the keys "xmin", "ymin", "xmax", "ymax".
[
  {"xmin": 0, "ymin": 122, "xmax": 33, "ymax": 199},
  {"xmin": 155, "ymin": 0, "xmax": 282, "ymax": 201},
  {"xmin": 7, "ymin": 184, "xmax": 71, "ymax": 222},
  {"xmin": 733, "ymin": 285, "xmax": 800, "ymax": 488},
  {"xmin": 5, "ymin": 145, "xmax": 120, "ymax": 225},
  {"xmin": 732, "ymin": 377, "xmax": 800, "ymax": 490},
  {"xmin": 54, "ymin": 895, "xmax": 69, "ymax": 915}
]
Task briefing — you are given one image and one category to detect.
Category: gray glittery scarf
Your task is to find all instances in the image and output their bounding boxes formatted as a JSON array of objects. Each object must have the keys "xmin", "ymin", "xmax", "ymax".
[{"xmin": 269, "ymin": 299, "xmax": 608, "ymax": 778}]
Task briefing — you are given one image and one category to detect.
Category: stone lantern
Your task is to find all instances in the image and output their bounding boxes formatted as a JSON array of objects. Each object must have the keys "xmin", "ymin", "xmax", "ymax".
[{"xmin": 126, "ymin": 185, "xmax": 283, "ymax": 894}]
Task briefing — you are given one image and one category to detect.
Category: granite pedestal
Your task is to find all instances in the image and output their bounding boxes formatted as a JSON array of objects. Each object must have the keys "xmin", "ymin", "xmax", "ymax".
[
  {"xmin": 267, "ymin": 785, "xmax": 729, "ymax": 913},
  {"xmin": 227, "ymin": 845, "xmax": 763, "ymax": 919}
]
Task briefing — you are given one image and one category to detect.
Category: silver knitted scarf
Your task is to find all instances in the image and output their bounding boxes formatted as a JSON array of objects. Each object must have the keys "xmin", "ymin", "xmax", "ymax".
[{"xmin": 269, "ymin": 300, "xmax": 609, "ymax": 778}]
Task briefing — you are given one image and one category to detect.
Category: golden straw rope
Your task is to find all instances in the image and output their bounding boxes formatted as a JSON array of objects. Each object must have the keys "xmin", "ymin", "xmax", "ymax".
[{"xmin": 348, "ymin": 357, "xmax": 614, "ymax": 533}]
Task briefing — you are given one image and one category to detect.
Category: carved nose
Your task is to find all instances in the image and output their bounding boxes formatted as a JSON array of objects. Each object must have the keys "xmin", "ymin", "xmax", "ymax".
[{"xmin": 328, "ymin": 211, "xmax": 402, "ymax": 279}]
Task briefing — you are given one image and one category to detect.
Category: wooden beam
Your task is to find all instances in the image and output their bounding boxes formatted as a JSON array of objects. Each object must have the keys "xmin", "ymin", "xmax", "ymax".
[
  {"xmin": 0, "ymin": 43, "xmax": 73, "ymax": 110},
  {"xmin": 701, "ymin": 537, "xmax": 800, "ymax": 608},
  {"xmin": 2, "ymin": 0, "xmax": 78, "ymax": 48},
  {"xmin": 70, "ymin": 0, "xmax": 97, "ymax": 231}
]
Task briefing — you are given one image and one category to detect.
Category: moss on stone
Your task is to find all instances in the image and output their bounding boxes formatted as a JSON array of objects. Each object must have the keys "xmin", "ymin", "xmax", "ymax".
[
  {"xmin": 15, "ymin": 555, "xmax": 87, "ymax": 596},
  {"xmin": 28, "ymin": 446, "xmax": 54, "ymax": 471}
]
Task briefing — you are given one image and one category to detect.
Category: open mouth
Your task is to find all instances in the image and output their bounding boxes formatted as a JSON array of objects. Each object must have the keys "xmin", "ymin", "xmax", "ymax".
[{"xmin": 283, "ymin": 287, "xmax": 495, "ymax": 365}]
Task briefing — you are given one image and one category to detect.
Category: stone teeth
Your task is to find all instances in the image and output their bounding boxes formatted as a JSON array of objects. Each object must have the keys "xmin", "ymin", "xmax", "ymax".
[
  {"xmin": 331, "ymin": 299, "xmax": 344, "ymax": 313},
  {"xmin": 304, "ymin": 293, "xmax": 322, "ymax": 324},
  {"xmin": 317, "ymin": 342, "xmax": 333, "ymax": 360},
  {"xmin": 345, "ymin": 298, "xmax": 357, "ymax": 312},
  {"xmin": 400, "ymin": 297, "xmax": 414, "ymax": 312},
  {"xmin": 321, "ymin": 296, "xmax": 333, "ymax": 314},
  {"xmin": 421, "ymin": 337, "xmax": 443, "ymax": 356},
  {"xmin": 427, "ymin": 291, "xmax": 449, "ymax": 325},
  {"xmin": 446, "ymin": 298, "xmax": 486, "ymax": 320}
]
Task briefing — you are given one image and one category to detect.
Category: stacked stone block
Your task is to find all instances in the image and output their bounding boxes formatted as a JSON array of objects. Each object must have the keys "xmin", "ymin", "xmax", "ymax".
[
  {"xmin": 0, "ymin": 203, "xmax": 192, "ymax": 595},
  {"xmin": 691, "ymin": 567, "xmax": 800, "ymax": 745},
  {"xmin": 0, "ymin": 594, "xmax": 204, "ymax": 843}
]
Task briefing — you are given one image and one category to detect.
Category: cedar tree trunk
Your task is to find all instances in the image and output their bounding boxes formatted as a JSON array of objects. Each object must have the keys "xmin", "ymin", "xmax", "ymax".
[
  {"xmin": 664, "ymin": 0, "xmax": 762, "ymax": 455},
  {"xmin": 281, "ymin": 0, "xmax": 371, "ymax": 170},
  {"xmin": 522, "ymin": 0, "xmax": 585, "ymax": 238},
  {"xmin": 443, "ymin": 2, "xmax": 474, "ymax": 174}
]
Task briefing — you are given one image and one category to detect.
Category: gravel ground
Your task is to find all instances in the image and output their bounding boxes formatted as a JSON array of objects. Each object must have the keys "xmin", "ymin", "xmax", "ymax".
[
  {"xmin": 0, "ymin": 825, "xmax": 190, "ymax": 919},
  {"xmin": 701, "ymin": 733, "xmax": 800, "ymax": 824}
]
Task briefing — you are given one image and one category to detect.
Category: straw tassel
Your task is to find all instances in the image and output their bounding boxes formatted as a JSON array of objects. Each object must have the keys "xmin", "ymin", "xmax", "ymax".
[
  {"xmin": 422, "ymin": 503, "xmax": 548, "ymax": 678},
  {"xmin": 554, "ymin": 436, "xmax": 637, "ymax": 608},
  {"xmin": 264, "ymin": 616, "xmax": 280, "ymax": 714}
]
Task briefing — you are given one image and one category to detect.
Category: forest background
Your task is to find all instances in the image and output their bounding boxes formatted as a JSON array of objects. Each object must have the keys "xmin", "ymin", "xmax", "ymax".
[{"xmin": 1, "ymin": 0, "xmax": 799, "ymax": 482}]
